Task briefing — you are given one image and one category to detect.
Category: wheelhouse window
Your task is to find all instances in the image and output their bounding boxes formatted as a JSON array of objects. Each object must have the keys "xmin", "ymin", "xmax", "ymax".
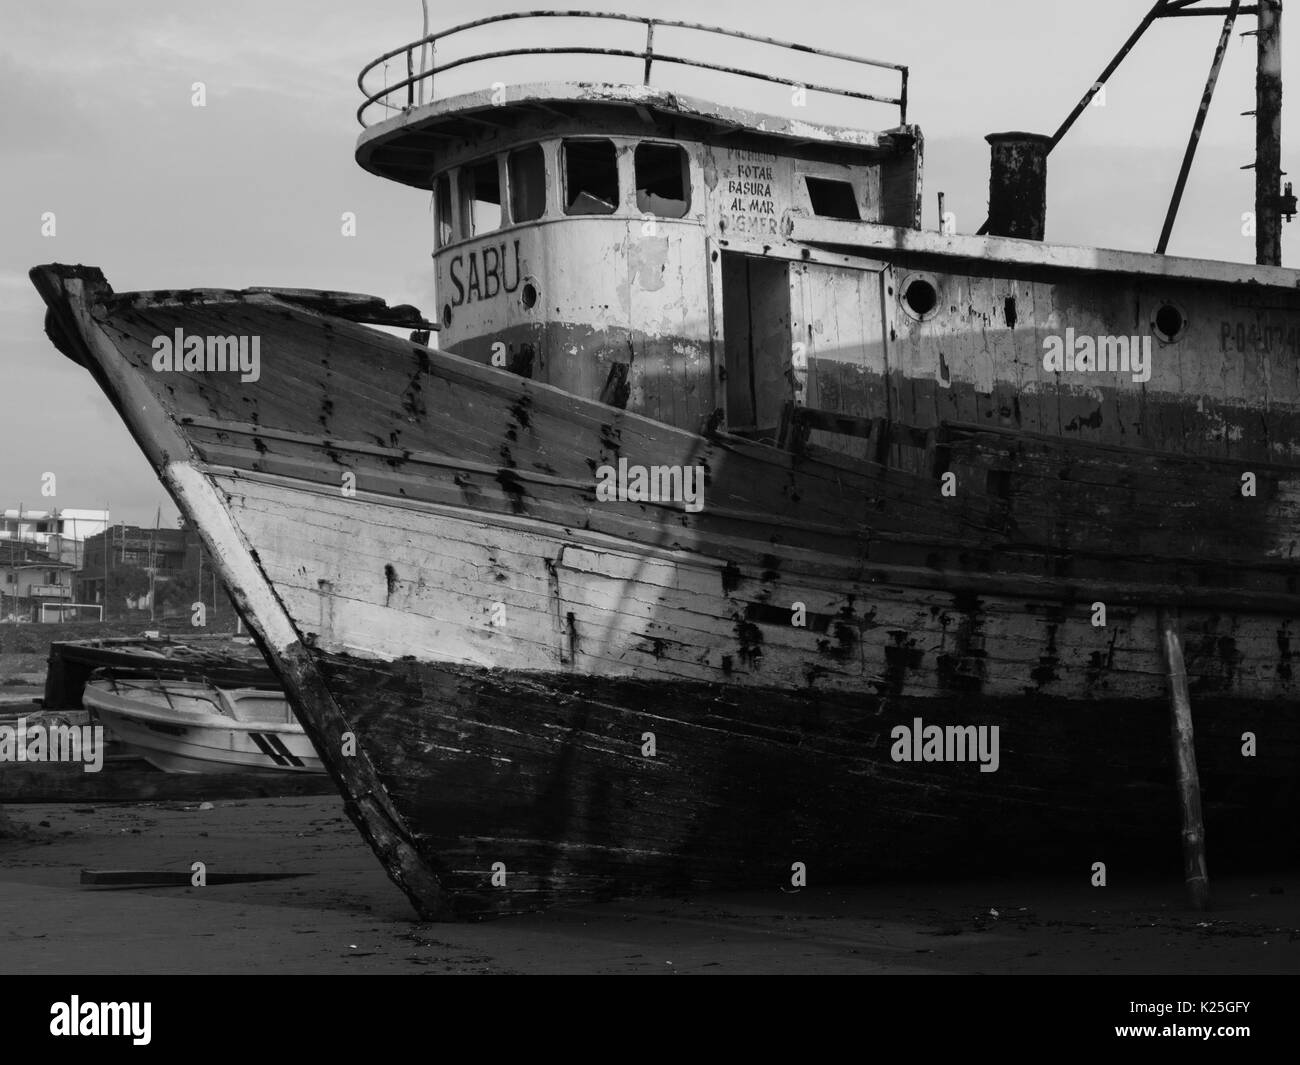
[
  {"xmin": 459, "ymin": 157, "xmax": 502, "ymax": 235},
  {"xmin": 804, "ymin": 176, "xmax": 860, "ymax": 220},
  {"xmin": 509, "ymin": 145, "xmax": 546, "ymax": 223},
  {"xmin": 434, "ymin": 173, "xmax": 453, "ymax": 248},
  {"xmin": 635, "ymin": 142, "xmax": 690, "ymax": 218},
  {"xmin": 563, "ymin": 139, "xmax": 619, "ymax": 215}
]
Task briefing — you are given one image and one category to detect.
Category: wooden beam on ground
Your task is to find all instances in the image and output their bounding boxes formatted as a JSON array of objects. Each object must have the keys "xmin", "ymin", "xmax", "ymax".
[{"xmin": 81, "ymin": 869, "xmax": 307, "ymax": 887}]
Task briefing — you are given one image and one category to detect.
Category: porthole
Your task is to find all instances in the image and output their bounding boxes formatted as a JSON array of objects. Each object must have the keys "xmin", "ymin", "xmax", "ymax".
[
  {"xmin": 1153, "ymin": 302, "xmax": 1187, "ymax": 343},
  {"xmin": 900, "ymin": 273, "xmax": 940, "ymax": 320}
]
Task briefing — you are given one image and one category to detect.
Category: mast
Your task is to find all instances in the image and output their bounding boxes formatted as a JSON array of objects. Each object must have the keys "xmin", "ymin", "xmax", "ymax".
[{"xmin": 1256, "ymin": 0, "xmax": 1285, "ymax": 265}]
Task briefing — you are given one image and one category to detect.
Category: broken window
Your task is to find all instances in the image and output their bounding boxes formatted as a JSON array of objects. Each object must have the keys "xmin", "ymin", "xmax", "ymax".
[
  {"xmin": 805, "ymin": 176, "xmax": 861, "ymax": 220},
  {"xmin": 459, "ymin": 157, "xmax": 502, "ymax": 235},
  {"xmin": 563, "ymin": 139, "xmax": 619, "ymax": 215},
  {"xmin": 635, "ymin": 142, "xmax": 689, "ymax": 218},
  {"xmin": 434, "ymin": 173, "xmax": 453, "ymax": 248},
  {"xmin": 509, "ymin": 144, "xmax": 546, "ymax": 223}
]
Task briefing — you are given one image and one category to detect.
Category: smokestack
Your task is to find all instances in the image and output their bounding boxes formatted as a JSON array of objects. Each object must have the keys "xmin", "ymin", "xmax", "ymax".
[{"xmin": 985, "ymin": 132, "xmax": 1052, "ymax": 240}]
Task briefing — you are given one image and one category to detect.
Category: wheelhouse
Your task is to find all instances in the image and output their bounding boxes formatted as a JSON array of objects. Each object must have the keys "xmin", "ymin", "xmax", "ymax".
[{"xmin": 356, "ymin": 14, "xmax": 918, "ymax": 439}]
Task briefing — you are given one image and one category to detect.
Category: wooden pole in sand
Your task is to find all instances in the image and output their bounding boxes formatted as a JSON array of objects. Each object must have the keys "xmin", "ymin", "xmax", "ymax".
[{"xmin": 1157, "ymin": 607, "xmax": 1209, "ymax": 910}]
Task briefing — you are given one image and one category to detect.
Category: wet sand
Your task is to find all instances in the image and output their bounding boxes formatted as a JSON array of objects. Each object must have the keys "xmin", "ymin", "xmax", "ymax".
[{"xmin": 1, "ymin": 797, "xmax": 1297, "ymax": 974}]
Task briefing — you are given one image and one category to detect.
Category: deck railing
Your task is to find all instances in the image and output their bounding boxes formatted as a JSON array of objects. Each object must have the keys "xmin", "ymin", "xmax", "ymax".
[{"xmin": 357, "ymin": 11, "xmax": 909, "ymax": 128}]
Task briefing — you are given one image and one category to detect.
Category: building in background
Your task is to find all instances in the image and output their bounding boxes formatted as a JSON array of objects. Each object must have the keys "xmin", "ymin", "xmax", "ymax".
[
  {"xmin": 77, "ymin": 523, "xmax": 188, "ymax": 608},
  {"xmin": 0, "ymin": 507, "xmax": 111, "ymax": 568},
  {"xmin": 0, "ymin": 542, "xmax": 75, "ymax": 621}
]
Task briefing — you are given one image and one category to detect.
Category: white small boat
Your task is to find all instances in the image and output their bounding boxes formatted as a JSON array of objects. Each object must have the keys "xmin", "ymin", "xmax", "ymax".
[{"xmin": 83, "ymin": 675, "xmax": 324, "ymax": 775}]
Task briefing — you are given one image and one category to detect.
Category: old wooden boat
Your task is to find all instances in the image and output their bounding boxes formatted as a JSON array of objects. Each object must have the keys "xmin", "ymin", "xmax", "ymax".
[
  {"xmin": 83, "ymin": 674, "xmax": 322, "ymax": 775},
  {"xmin": 29, "ymin": 7, "xmax": 1300, "ymax": 917}
]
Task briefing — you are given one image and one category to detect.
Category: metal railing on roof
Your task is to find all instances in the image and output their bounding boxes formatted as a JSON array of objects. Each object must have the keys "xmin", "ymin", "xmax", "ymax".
[{"xmin": 357, "ymin": 11, "xmax": 909, "ymax": 129}]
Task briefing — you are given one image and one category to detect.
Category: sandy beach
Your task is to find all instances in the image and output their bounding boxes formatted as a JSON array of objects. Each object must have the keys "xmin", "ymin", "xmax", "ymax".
[{"xmin": 2, "ymin": 796, "xmax": 1296, "ymax": 975}]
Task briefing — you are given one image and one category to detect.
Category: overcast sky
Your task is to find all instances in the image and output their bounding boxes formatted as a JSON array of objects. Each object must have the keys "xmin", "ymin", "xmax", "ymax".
[{"xmin": 3, "ymin": 0, "xmax": 1296, "ymax": 529}]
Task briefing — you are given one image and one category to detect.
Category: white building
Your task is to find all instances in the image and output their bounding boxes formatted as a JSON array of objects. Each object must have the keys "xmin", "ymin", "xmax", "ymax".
[{"xmin": 0, "ymin": 507, "xmax": 111, "ymax": 568}]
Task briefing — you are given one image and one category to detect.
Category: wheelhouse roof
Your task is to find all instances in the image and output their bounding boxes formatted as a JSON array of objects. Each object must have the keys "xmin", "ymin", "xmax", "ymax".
[{"xmin": 355, "ymin": 82, "xmax": 918, "ymax": 189}]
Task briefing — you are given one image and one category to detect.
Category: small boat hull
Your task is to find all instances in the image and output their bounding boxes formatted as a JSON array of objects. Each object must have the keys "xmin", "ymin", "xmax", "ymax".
[
  {"xmin": 83, "ymin": 678, "xmax": 323, "ymax": 776},
  {"xmin": 45, "ymin": 636, "xmax": 277, "ymax": 711}
]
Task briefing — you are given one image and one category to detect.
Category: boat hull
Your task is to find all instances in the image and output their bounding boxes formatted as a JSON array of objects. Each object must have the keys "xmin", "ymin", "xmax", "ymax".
[
  {"xmin": 83, "ymin": 680, "xmax": 323, "ymax": 776},
  {"xmin": 30, "ymin": 263, "xmax": 1300, "ymax": 918},
  {"xmin": 321, "ymin": 653, "xmax": 1300, "ymax": 916},
  {"xmin": 204, "ymin": 469, "xmax": 1300, "ymax": 913}
]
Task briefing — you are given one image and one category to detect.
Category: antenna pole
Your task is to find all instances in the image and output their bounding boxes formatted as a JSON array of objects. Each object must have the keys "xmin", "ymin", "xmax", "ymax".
[{"xmin": 1257, "ymin": 0, "xmax": 1284, "ymax": 265}]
